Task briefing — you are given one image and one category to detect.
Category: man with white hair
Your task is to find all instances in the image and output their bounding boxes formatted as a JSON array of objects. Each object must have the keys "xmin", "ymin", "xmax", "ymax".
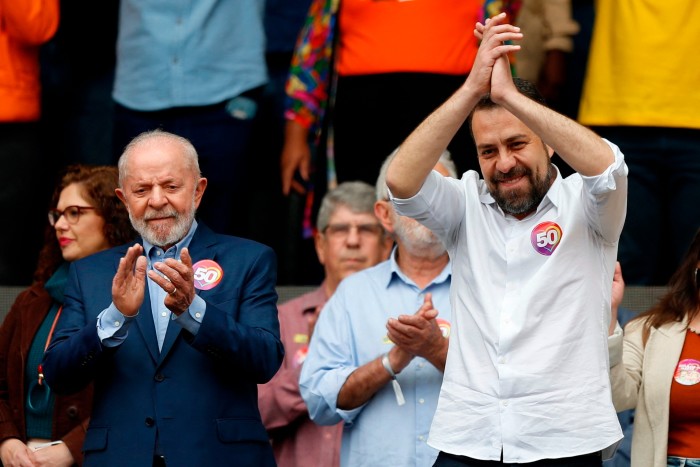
[
  {"xmin": 258, "ymin": 181, "xmax": 392, "ymax": 467},
  {"xmin": 43, "ymin": 129, "xmax": 283, "ymax": 467},
  {"xmin": 299, "ymin": 151, "xmax": 457, "ymax": 466}
]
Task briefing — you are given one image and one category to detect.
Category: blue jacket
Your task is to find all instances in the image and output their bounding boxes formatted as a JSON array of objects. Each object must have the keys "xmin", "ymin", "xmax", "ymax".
[{"xmin": 42, "ymin": 223, "xmax": 283, "ymax": 467}]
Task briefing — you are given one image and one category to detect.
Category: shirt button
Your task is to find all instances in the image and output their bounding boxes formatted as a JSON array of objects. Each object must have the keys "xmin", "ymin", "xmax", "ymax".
[
  {"xmin": 195, "ymin": 312, "xmax": 202, "ymax": 319},
  {"xmin": 502, "ymin": 400, "xmax": 509, "ymax": 407},
  {"xmin": 145, "ymin": 417, "xmax": 155, "ymax": 427},
  {"xmin": 113, "ymin": 321, "xmax": 120, "ymax": 327},
  {"xmin": 498, "ymin": 358, "xmax": 506, "ymax": 364},
  {"xmin": 418, "ymin": 363, "xmax": 424, "ymax": 369},
  {"xmin": 418, "ymin": 435, "xmax": 425, "ymax": 441},
  {"xmin": 161, "ymin": 312, "xmax": 167, "ymax": 317},
  {"xmin": 156, "ymin": 251, "xmax": 162, "ymax": 256},
  {"xmin": 419, "ymin": 398, "xmax": 425, "ymax": 404}
]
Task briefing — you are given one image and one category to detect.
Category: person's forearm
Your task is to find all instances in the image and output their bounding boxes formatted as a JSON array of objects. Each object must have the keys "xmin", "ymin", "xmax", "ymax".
[
  {"xmin": 387, "ymin": 85, "xmax": 480, "ymax": 199},
  {"xmin": 423, "ymin": 338, "xmax": 449, "ymax": 373},
  {"xmin": 337, "ymin": 348, "xmax": 411, "ymax": 410},
  {"xmin": 498, "ymin": 90, "xmax": 614, "ymax": 176},
  {"xmin": 336, "ymin": 357, "xmax": 392, "ymax": 410}
]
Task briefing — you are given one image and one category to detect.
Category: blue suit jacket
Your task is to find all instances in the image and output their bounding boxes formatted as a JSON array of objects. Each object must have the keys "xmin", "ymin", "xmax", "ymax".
[{"xmin": 42, "ymin": 224, "xmax": 283, "ymax": 467}]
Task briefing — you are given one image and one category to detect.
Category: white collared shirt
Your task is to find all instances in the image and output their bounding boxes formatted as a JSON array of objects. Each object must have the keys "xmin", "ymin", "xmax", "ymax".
[{"xmin": 391, "ymin": 140, "xmax": 627, "ymax": 463}]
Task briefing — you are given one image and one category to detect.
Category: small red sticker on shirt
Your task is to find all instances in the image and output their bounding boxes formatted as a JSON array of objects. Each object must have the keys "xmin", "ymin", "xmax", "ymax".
[
  {"xmin": 192, "ymin": 259, "xmax": 224, "ymax": 291},
  {"xmin": 674, "ymin": 358, "xmax": 700, "ymax": 386}
]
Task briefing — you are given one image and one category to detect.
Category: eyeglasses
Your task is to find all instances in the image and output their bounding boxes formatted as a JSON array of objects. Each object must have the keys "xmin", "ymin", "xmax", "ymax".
[
  {"xmin": 323, "ymin": 223, "xmax": 384, "ymax": 239},
  {"xmin": 48, "ymin": 205, "xmax": 96, "ymax": 226}
]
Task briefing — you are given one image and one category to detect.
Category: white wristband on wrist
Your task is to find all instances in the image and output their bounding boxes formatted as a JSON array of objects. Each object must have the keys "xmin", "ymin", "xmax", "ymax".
[{"xmin": 382, "ymin": 353, "xmax": 405, "ymax": 406}]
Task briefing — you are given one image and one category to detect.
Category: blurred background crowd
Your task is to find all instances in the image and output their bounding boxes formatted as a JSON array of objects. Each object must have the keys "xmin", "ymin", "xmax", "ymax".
[{"xmin": 1, "ymin": 0, "xmax": 698, "ymax": 291}]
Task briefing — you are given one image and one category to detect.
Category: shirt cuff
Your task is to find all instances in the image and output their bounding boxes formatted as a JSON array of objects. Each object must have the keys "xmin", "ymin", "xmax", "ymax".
[
  {"xmin": 580, "ymin": 139, "xmax": 628, "ymax": 195},
  {"xmin": 97, "ymin": 303, "xmax": 136, "ymax": 347},
  {"xmin": 390, "ymin": 170, "xmax": 440, "ymax": 218},
  {"xmin": 173, "ymin": 294, "xmax": 206, "ymax": 335}
]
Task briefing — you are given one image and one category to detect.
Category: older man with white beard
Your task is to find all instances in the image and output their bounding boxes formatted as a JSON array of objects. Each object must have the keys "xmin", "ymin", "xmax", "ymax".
[
  {"xmin": 299, "ymin": 151, "xmax": 457, "ymax": 467},
  {"xmin": 42, "ymin": 129, "xmax": 282, "ymax": 467}
]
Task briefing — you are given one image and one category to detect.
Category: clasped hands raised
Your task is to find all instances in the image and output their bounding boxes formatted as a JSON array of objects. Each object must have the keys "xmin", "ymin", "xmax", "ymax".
[
  {"xmin": 465, "ymin": 12, "xmax": 524, "ymax": 104},
  {"xmin": 385, "ymin": 293, "xmax": 448, "ymax": 374}
]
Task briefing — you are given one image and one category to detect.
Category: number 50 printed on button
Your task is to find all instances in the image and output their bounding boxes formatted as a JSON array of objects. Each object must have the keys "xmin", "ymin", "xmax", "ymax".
[{"xmin": 192, "ymin": 259, "xmax": 224, "ymax": 291}]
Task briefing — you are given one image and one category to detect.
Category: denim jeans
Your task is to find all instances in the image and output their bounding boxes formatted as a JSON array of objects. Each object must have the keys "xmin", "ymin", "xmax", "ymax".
[{"xmin": 668, "ymin": 456, "xmax": 700, "ymax": 467}]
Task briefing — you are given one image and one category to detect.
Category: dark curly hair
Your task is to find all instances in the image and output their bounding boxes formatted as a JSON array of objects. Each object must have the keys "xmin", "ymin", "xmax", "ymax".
[
  {"xmin": 33, "ymin": 165, "xmax": 136, "ymax": 284},
  {"xmin": 635, "ymin": 228, "xmax": 700, "ymax": 345}
]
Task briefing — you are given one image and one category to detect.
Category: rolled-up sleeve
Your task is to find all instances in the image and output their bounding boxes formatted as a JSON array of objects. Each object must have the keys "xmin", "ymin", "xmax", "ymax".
[
  {"xmin": 299, "ymin": 293, "xmax": 364, "ymax": 426},
  {"xmin": 580, "ymin": 139, "xmax": 628, "ymax": 243}
]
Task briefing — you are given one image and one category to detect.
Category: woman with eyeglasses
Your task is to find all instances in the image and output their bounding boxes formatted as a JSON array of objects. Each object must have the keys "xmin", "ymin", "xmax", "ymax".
[
  {"xmin": 0, "ymin": 165, "xmax": 134, "ymax": 467},
  {"xmin": 610, "ymin": 229, "xmax": 700, "ymax": 467}
]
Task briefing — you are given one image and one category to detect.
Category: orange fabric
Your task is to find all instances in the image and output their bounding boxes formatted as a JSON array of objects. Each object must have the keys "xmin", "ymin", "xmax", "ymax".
[
  {"xmin": 667, "ymin": 331, "xmax": 700, "ymax": 458},
  {"xmin": 337, "ymin": 0, "xmax": 479, "ymax": 76},
  {"xmin": 0, "ymin": 0, "xmax": 59, "ymax": 122}
]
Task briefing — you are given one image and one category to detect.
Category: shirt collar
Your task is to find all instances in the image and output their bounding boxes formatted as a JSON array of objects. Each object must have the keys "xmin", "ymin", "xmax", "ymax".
[
  {"xmin": 385, "ymin": 246, "xmax": 452, "ymax": 289},
  {"xmin": 143, "ymin": 219, "xmax": 198, "ymax": 262}
]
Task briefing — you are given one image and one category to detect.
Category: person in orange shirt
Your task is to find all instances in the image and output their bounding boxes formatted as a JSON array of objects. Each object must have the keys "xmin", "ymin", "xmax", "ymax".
[
  {"xmin": 0, "ymin": 0, "xmax": 60, "ymax": 286},
  {"xmin": 280, "ymin": 0, "xmax": 487, "ymax": 198}
]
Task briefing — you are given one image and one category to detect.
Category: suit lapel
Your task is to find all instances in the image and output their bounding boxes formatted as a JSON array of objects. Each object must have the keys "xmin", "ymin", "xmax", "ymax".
[
  {"xmin": 157, "ymin": 223, "xmax": 218, "ymax": 364},
  {"xmin": 135, "ymin": 282, "xmax": 160, "ymax": 363},
  {"xmin": 644, "ymin": 319, "xmax": 687, "ymax": 432}
]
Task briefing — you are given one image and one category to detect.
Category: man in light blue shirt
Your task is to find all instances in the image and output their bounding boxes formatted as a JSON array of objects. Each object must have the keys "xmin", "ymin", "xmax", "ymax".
[
  {"xmin": 112, "ymin": 0, "xmax": 266, "ymax": 237},
  {"xmin": 299, "ymin": 153, "xmax": 456, "ymax": 466}
]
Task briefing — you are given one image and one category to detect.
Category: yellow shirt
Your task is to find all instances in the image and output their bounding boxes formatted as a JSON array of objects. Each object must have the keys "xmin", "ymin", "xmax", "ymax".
[{"xmin": 578, "ymin": 0, "xmax": 700, "ymax": 129}]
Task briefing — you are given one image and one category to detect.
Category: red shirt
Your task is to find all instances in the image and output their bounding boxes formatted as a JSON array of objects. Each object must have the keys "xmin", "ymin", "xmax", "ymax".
[
  {"xmin": 258, "ymin": 285, "xmax": 342, "ymax": 467},
  {"xmin": 667, "ymin": 330, "xmax": 700, "ymax": 458}
]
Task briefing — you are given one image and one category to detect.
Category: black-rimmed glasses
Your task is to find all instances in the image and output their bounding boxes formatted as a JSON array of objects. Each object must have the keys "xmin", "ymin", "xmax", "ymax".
[{"xmin": 48, "ymin": 205, "xmax": 96, "ymax": 226}]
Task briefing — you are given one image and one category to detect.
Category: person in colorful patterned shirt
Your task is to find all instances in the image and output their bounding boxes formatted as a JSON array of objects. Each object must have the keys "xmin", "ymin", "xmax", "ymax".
[{"xmin": 280, "ymin": 0, "xmax": 515, "ymax": 197}]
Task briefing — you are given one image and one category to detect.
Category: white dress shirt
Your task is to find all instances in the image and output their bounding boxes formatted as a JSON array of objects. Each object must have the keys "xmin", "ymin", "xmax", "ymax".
[{"xmin": 391, "ymin": 140, "xmax": 627, "ymax": 463}]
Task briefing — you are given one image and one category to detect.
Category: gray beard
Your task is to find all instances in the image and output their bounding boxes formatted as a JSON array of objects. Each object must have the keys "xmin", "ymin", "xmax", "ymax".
[
  {"xmin": 392, "ymin": 214, "xmax": 446, "ymax": 258},
  {"xmin": 130, "ymin": 204, "xmax": 195, "ymax": 248}
]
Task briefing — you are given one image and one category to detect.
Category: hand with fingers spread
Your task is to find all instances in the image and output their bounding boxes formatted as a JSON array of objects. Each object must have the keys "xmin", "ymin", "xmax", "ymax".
[
  {"xmin": 386, "ymin": 293, "xmax": 449, "ymax": 372},
  {"xmin": 112, "ymin": 244, "xmax": 147, "ymax": 317},
  {"xmin": 147, "ymin": 247, "xmax": 196, "ymax": 316}
]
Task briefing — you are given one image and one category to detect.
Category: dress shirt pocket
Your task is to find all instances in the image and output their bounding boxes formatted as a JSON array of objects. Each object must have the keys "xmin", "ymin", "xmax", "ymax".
[
  {"xmin": 215, "ymin": 417, "xmax": 269, "ymax": 444},
  {"xmin": 83, "ymin": 426, "xmax": 108, "ymax": 452}
]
